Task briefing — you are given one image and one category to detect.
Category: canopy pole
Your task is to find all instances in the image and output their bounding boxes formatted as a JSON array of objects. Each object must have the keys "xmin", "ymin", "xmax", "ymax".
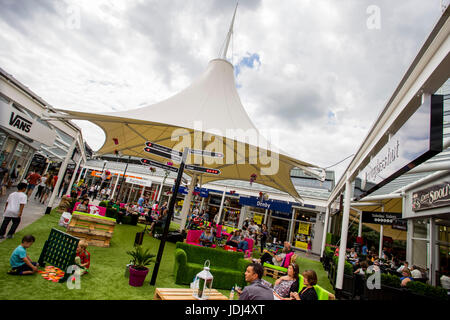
[
  {"xmin": 220, "ymin": 2, "xmax": 238, "ymax": 60},
  {"xmin": 111, "ymin": 174, "xmax": 120, "ymax": 200}
]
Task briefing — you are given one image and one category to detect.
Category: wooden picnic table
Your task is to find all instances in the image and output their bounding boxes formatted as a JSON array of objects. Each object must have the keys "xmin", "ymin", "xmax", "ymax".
[{"xmin": 153, "ymin": 288, "xmax": 229, "ymax": 300}]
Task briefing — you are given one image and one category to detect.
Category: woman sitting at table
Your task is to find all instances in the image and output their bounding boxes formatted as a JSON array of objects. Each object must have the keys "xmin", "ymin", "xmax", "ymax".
[
  {"xmin": 226, "ymin": 230, "xmax": 241, "ymax": 248},
  {"xmin": 75, "ymin": 199, "xmax": 90, "ymax": 213},
  {"xmin": 199, "ymin": 226, "xmax": 214, "ymax": 247},
  {"xmin": 273, "ymin": 263, "xmax": 300, "ymax": 300}
]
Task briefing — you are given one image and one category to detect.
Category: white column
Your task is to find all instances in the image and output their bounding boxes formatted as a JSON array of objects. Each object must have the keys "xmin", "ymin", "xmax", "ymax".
[
  {"xmin": 42, "ymin": 161, "xmax": 51, "ymax": 176},
  {"xmin": 75, "ymin": 164, "xmax": 84, "ymax": 183},
  {"xmin": 83, "ymin": 168, "xmax": 88, "ymax": 179},
  {"xmin": 179, "ymin": 174, "xmax": 198, "ymax": 231},
  {"xmin": 45, "ymin": 135, "xmax": 78, "ymax": 214},
  {"xmin": 429, "ymin": 218, "xmax": 436, "ymax": 286},
  {"xmin": 199, "ymin": 197, "xmax": 205, "ymax": 213},
  {"xmin": 156, "ymin": 179, "xmax": 164, "ymax": 202},
  {"xmin": 336, "ymin": 177, "xmax": 352, "ymax": 290},
  {"xmin": 320, "ymin": 206, "xmax": 330, "ymax": 258},
  {"xmin": 358, "ymin": 210, "xmax": 363, "ymax": 238},
  {"xmin": 111, "ymin": 174, "xmax": 120, "ymax": 200},
  {"xmin": 141, "ymin": 184, "xmax": 146, "ymax": 197},
  {"xmin": 216, "ymin": 190, "xmax": 226, "ymax": 224},
  {"xmin": 238, "ymin": 206, "xmax": 246, "ymax": 229},
  {"xmin": 264, "ymin": 209, "xmax": 268, "ymax": 225},
  {"xmin": 406, "ymin": 219, "xmax": 413, "ymax": 265},
  {"xmin": 379, "ymin": 206, "xmax": 384, "ymax": 258},
  {"xmin": 288, "ymin": 208, "xmax": 296, "ymax": 244},
  {"xmin": 66, "ymin": 157, "xmax": 82, "ymax": 196},
  {"xmin": 127, "ymin": 183, "xmax": 134, "ymax": 203}
]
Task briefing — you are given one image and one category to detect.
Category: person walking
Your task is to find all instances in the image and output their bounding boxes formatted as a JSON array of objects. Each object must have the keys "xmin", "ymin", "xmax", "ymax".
[
  {"xmin": 26, "ymin": 171, "xmax": 41, "ymax": 197},
  {"xmin": 0, "ymin": 183, "xmax": 28, "ymax": 239},
  {"xmin": 34, "ymin": 174, "xmax": 48, "ymax": 200}
]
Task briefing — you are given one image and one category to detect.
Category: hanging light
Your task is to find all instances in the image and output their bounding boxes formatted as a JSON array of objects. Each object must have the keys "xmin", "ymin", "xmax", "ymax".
[{"xmin": 193, "ymin": 260, "xmax": 214, "ymax": 300}]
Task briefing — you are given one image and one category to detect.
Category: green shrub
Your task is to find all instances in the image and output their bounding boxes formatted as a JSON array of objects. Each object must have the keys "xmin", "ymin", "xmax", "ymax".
[
  {"xmin": 381, "ymin": 273, "xmax": 401, "ymax": 288},
  {"xmin": 332, "ymin": 256, "xmax": 353, "ymax": 275},
  {"xmin": 406, "ymin": 281, "xmax": 448, "ymax": 301},
  {"xmin": 325, "ymin": 246, "xmax": 335, "ymax": 260},
  {"xmin": 105, "ymin": 207, "xmax": 118, "ymax": 219},
  {"xmin": 98, "ymin": 201, "xmax": 108, "ymax": 207}
]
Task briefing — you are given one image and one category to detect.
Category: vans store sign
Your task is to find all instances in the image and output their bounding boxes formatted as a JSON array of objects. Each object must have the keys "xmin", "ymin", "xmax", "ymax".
[
  {"xmin": 412, "ymin": 182, "xmax": 450, "ymax": 212},
  {"xmin": 0, "ymin": 101, "xmax": 56, "ymax": 146},
  {"xmin": 355, "ymin": 94, "xmax": 443, "ymax": 200}
]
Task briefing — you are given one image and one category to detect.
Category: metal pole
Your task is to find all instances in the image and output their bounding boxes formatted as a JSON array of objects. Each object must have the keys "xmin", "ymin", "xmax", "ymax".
[
  {"xmin": 150, "ymin": 147, "xmax": 188, "ymax": 286},
  {"xmin": 288, "ymin": 208, "xmax": 296, "ymax": 244},
  {"xmin": 45, "ymin": 135, "xmax": 78, "ymax": 214},
  {"xmin": 75, "ymin": 164, "xmax": 84, "ymax": 183},
  {"xmin": 358, "ymin": 210, "xmax": 363, "ymax": 238},
  {"xmin": 127, "ymin": 183, "xmax": 134, "ymax": 203},
  {"xmin": 320, "ymin": 206, "xmax": 330, "ymax": 258},
  {"xmin": 336, "ymin": 177, "xmax": 352, "ymax": 290}
]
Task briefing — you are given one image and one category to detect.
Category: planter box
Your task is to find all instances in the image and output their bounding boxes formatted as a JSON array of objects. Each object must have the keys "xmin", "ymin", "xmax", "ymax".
[{"xmin": 380, "ymin": 285, "xmax": 408, "ymax": 301}]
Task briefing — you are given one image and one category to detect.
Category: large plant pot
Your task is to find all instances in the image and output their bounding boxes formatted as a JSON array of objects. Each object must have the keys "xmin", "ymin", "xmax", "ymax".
[{"xmin": 129, "ymin": 266, "xmax": 149, "ymax": 287}]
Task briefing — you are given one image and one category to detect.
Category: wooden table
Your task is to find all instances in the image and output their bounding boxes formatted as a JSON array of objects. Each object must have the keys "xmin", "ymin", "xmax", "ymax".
[{"xmin": 154, "ymin": 288, "xmax": 229, "ymax": 300}]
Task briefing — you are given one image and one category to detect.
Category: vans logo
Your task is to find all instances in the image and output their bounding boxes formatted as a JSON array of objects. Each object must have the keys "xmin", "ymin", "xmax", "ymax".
[{"xmin": 9, "ymin": 112, "xmax": 32, "ymax": 133}]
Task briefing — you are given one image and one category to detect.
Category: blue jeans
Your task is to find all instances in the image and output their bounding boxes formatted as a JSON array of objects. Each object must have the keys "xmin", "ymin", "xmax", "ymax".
[{"xmin": 238, "ymin": 240, "xmax": 248, "ymax": 251}]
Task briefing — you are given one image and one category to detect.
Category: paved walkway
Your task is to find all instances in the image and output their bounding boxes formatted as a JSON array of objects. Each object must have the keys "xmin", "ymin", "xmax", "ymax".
[{"xmin": 0, "ymin": 187, "xmax": 60, "ymax": 242}]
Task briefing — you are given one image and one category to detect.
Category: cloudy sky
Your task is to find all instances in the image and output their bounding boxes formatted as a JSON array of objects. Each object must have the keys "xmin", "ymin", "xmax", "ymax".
[{"xmin": 0, "ymin": 0, "xmax": 445, "ymax": 182}]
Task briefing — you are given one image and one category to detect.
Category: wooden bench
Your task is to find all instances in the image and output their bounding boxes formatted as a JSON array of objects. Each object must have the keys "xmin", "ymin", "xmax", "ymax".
[{"xmin": 153, "ymin": 288, "xmax": 228, "ymax": 300}]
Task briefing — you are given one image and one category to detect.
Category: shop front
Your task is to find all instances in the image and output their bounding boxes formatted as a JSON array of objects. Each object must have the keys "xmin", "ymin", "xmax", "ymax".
[{"xmin": 403, "ymin": 174, "xmax": 450, "ymax": 286}]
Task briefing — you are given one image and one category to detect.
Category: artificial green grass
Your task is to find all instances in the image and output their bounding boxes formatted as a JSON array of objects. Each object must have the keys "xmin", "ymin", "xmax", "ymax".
[{"xmin": 0, "ymin": 212, "xmax": 333, "ymax": 299}]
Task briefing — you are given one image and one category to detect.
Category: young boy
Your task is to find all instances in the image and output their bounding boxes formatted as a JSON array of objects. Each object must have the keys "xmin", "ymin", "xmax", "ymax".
[
  {"xmin": 8, "ymin": 235, "xmax": 39, "ymax": 275},
  {"xmin": 0, "ymin": 182, "xmax": 28, "ymax": 239},
  {"xmin": 75, "ymin": 240, "xmax": 90, "ymax": 274}
]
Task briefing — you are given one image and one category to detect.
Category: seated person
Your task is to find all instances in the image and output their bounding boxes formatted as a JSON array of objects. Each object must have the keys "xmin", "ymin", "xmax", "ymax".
[
  {"xmin": 237, "ymin": 235, "xmax": 249, "ymax": 252},
  {"xmin": 347, "ymin": 248, "xmax": 358, "ymax": 265},
  {"xmin": 258, "ymin": 242, "xmax": 292, "ymax": 266},
  {"xmin": 273, "ymin": 263, "xmax": 300, "ymax": 300},
  {"xmin": 354, "ymin": 261, "xmax": 369, "ymax": 275},
  {"xmin": 8, "ymin": 235, "xmax": 39, "ymax": 275},
  {"xmin": 226, "ymin": 230, "xmax": 241, "ymax": 248},
  {"xmin": 410, "ymin": 265, "xmax": 423, "ymax": 279},
  {"xmin": 149, "ymin": 209, "xmax": 168, "ymax": 236},
  {"xmin": 400, "ymin": 269, "xmax": 414, "ymax": 287},
  {"xmin": 237, "ymin": 263, "xmax": 274, "ymax": 300},
  {"xmin": 75, "ymin": 240, "xmax": 90, "ymax": 275},
  {"xmin": 199, "ymin": 226, "xmax": 214, "ymax": 247},
  {"xmin": 75, "ymin": 199, "xmax": 90, "ymax": 213},
  {"xmin": 290, "ymin": 270, "xmax": 318, "ymax": 301}
]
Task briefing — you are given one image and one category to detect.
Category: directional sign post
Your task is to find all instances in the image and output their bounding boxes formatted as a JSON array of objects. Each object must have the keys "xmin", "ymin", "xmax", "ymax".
[
  {"xmin": 140, "ymin": 158, "xmax": 179, "ymax": 173},
  {"xmin": 149, "ymin": 147, "xmax": 188, "ymax": 286}
]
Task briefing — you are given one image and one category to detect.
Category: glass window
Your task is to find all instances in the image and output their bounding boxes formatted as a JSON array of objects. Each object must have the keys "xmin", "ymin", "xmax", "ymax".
[{"xmin": 413, "ymin": 219, "xmax": 429, "ymax": 239}]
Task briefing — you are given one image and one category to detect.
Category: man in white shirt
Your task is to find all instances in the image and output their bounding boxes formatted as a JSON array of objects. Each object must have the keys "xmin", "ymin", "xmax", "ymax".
[
  {"xmin": 0, "ymin": 183, "xmax": 28, "ymax": 239},
  {"xmin": 397, "ymin": 261, "xmax": 409, "ymax": 274},
  {"xmin": 410, "ymin": 265, "xmax": 423, "ymax": 279}
]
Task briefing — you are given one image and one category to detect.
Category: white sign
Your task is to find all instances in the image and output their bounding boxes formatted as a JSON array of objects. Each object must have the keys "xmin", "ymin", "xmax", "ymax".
[
  {"xmin": 125, "ymin": 177, "xmax": 152, "ymax": 187},
  {"xmin": 0, "ymin": 100, "xmax": 57, "ymax": 146}
]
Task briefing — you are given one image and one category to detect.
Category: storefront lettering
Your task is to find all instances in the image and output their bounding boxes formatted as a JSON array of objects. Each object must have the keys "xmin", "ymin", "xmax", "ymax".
[
  {"xmin": 364, "ymin": 139, "xmax": 399, "ymax": 184},
  {"xmin": 412, "ymin": 182, "xmax": 450, "ymax": 211},
  {"xmin": 256, "ymin": 201, "xmax": 270, "ymax": 209},
  {"xmin": 9, "ymin": 112, "xmax": 32, "ymax": 133}
]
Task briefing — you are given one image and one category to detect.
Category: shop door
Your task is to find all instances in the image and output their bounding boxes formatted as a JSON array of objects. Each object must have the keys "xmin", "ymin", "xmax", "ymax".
[{"xmin": 269, "ymin": 218, "xmax": 290, "ymax": 243}]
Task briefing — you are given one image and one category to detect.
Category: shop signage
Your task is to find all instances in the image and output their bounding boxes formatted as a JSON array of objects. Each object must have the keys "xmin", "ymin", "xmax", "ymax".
[
  {"xmin": 239, "ymin": 196, "xmax": 292, "ymax": 214},
  {"xmin": 391, "ymin": 218, "xmax": 408, "ymax": 231},
  {"xmin": 125, "ymin": 177, "xmax": 152, "ymax": 187},
  {"xmin": 412, "ymin": 181, "xmax": 450, "ymax": 211},
  {"xmin": 0, "ymin": 100, "xmax": 57, "ymax": 146},
  {"xmin": 176, "ymin": 186, "xmax": 209, "ymax": 198},
  {"xmin": 361, "ymin": 211, "xmax": 402, "ymax": 225},
  {"xmin": 355, "ymin": 94, "xmax": 443, "ymax": 200},
  {"xmin": 297, "ymin": 222, "xmax": 310, "ymax": 235}
]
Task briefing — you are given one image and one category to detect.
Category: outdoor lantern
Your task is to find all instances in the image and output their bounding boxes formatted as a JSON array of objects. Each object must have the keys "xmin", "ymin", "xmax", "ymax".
[{"xmin": 193, "ymin": 260, "xmax": 214, "ymax": 300}]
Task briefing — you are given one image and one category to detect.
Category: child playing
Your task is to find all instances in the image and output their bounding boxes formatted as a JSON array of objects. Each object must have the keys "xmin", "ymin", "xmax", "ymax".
[
  {"xmin": 75, "ymin": 240, "xmax": 90, "ymax": 274},
  {"xmin": 8, "ymin": 235, "xmax": 39, "ymax": 275}
]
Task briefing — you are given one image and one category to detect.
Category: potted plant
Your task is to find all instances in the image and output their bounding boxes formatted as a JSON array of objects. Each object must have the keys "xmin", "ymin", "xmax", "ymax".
[{"xmin": 126, "ymin": 246, "xmax": 155, "ymax": 287}]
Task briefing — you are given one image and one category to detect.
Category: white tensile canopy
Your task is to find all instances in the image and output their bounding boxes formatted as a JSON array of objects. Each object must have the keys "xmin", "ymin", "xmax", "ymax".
[{"xmin": 51, "ymin": 58, "xmax": 323, "ymax": 202}]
